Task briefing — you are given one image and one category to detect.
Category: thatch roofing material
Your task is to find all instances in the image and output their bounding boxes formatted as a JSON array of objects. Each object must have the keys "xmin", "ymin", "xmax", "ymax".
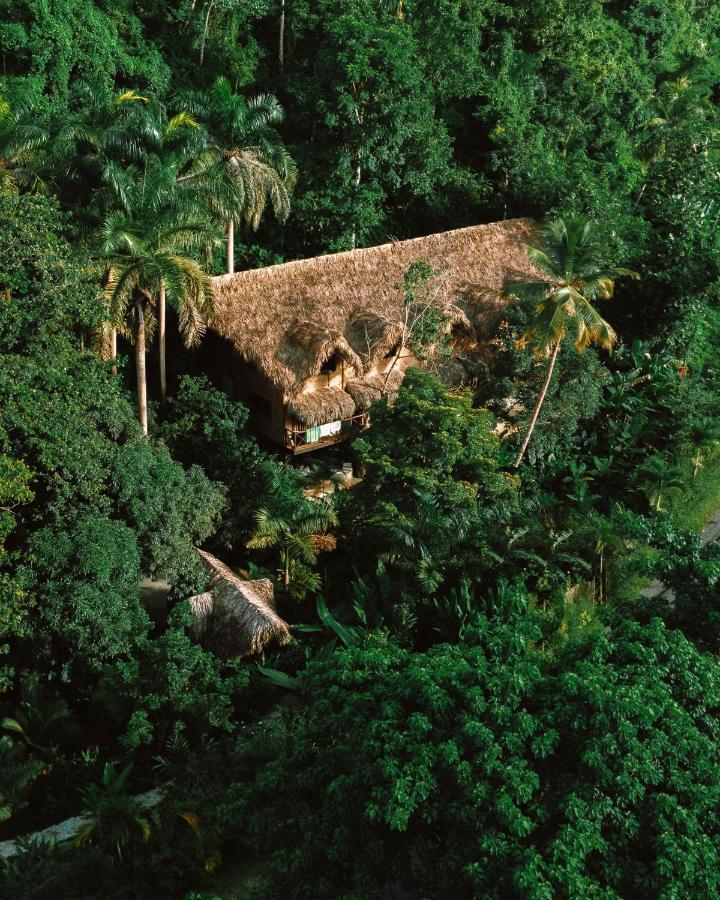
[
  {"xmin": 191, "ymin": 549, "xmax": 290, "ymax": 658},
  {"xmin": 188, "ymin": 592, "xmax": 214, "ymax": 640},
  {"xmin": 345, "ymin": 312, "xmax": 403, "ymax": 367},
  {"xmin": 345, "ymin": 369, "xmax": 405, "ymax": 411},
  {"xmin": 211, "ymin": 218, "xmax": 537, "ymax": 395},
  {"xmin": 287, "ymin": 387, "xmax": 357, "ymax": 426},
  {"xmin": 284, "ymin": 322, "xmax": 364, "ymax": 381}
]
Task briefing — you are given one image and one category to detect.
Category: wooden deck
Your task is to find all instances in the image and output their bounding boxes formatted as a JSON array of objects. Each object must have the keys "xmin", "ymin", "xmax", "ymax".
[{"xmin": 284, "ymin": 412, "xmax": 367, "ymax": 454}]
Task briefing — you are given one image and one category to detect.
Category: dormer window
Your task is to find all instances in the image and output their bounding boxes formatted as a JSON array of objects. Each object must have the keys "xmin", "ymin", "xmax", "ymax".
[{"xmin": 320, "ymin": 352, "xmax": 340, "ymax": 374}]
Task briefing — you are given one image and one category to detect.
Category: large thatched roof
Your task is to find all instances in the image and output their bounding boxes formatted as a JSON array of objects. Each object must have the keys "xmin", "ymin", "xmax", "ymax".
[
  {"xmin": 189, "ymin": 549, "xmax": 290, "ymax": 658},
  {"xmin": 211, "ymin": 219, "xmax": 536, "ymax": 395}
]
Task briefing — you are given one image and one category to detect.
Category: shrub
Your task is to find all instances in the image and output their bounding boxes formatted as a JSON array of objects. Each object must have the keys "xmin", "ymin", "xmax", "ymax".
[{"xmin": 94, "ymin": 608, "xmax": 249, "ymax": 752}]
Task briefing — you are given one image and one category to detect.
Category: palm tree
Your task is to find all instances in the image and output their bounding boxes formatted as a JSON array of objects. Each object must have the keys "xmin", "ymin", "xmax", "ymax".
[
  {"xmin": 5, "ymin": 82, "xmax": 155, "ymax": 214},
  {"xmin": 129, "ymin": 107, "xmax": 215, "ymax": 400},
  {"xmin": 74, "ymin": 763, "xmax": 151, "ymax": 863},
  {"xmin": 51, "ymin": 84, "xmax": 160, "ymax": 368},
  {"xmin": 247, "ymin": 468, "xmax": 338, "ymax": 587},
  {"xmin": 635, "ymin": 77, "xmax": 716, "ymax": 207},
  {"xmin": 52, "ymin": 83, "xmax": 160, "ymax": 215},
  {"xmin": 503, "ymin": 215, "xmax": 638, "ymax": 468},
  {"xmin": 636, "ymin": 453, "xmax": 684, "ymax": 512},
  {"xmin": 182, "ymin": 77, "xmax": 296, "ymax": 273},
  {"xmin": 0, "ymin": 88, "xmax": 51, "ymax": 193},
  {"xmin": 100, "ymin": 188, "xmax": 218, "ymax": 433},
  {"xmin": 642, "ymin": 77, "xmax": 714, "ymax": 164}
]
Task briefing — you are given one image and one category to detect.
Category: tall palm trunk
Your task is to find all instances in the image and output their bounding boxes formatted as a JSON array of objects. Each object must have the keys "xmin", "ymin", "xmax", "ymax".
[
  {"xmin": 102, "ymin": 270, "xmax": 118, "ymax": 375},
  {"xmin": 278, "ymin": 0, "xmax": 285, "ymax": 69},
  {"xmin": 158, "ymin": 281, "xmax": 166, "ymax": 401},
  {"xmin": 350, "ymin": 153, "xmax": 362, "ymax": 250},
  {"xmin": 226, "ymin": 218, "xmax": 234, "ymax": 274},
  {"xmin": 513, "ymin": 341, "xmax": 561, "ymax": 469},
  {"xmin": 199, "ymin": 0, "xmax": 214, "ymax": 65},
  {"xmin": 135, "ymin": 300, "xmax": 148, "ymax": 436}
]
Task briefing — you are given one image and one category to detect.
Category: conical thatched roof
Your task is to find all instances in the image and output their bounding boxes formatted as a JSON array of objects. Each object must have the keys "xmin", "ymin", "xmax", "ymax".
[
  {"xmin": 211, "ymin": 219, "xmax": 537, "ymax": 396},
  {"xmin": 345, "ymin": 368, "xmax": 405, "ymax": 411},
  {"xmin": 286, "ymin": 386, "xmax": 357, "ymax": 426},
  {"xmin": 345, "ymin": 312, "xmax": 403, "ymax": 368},
  {"xmin": 188, "ymin": 549, "xmax": 291, "ymax": 658}
]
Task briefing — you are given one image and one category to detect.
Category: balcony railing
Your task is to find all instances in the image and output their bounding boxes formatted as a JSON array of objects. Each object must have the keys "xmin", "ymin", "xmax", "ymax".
[{"xmin": 284, "ymin": 413, "xmax": 367, "ymax": 451}]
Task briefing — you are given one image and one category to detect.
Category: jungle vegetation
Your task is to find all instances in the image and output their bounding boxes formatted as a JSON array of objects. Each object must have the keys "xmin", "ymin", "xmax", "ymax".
[{"xmin": 2, "ymin": 1, "xmax": 720, "ymax": 897}]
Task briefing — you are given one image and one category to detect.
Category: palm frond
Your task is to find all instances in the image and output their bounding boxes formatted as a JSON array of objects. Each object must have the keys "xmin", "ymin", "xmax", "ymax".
[
  {"xmin": 166, "ymin": 111, "xmax": 200, "ymax": 134},
  {"xmin": 115, "ymin": 90, "xmax": 148, "ymax": 106},
  {"xmin": 573, "ymin": 296, "xmax": 617, "ymax": 350},
  {"xmin": 520, "ymin": 298, "xmax": 568, "ymax": 356}
]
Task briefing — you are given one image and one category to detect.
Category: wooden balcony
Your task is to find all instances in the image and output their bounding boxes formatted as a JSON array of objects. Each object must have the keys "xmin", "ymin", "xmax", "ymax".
[{"xmin": 284, "ymin": 412, "xmax": 367, "ymax": 453}]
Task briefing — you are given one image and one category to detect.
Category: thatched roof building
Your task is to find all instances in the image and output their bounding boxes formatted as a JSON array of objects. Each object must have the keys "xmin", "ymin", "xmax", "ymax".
[
  {"xmin": 345, "ymin": 369, "xmax": 405, "ymax": 412},
  {"xmin": 208, "ymin": 219, "xmax": 537, "ymax": 453},
  {"xmin": 188, "ymin": 549, "xmax": 291, "ymax": 658},
  {"xmin": 212, "ymin": 218, "xmax": 535, "ymax": 393}
]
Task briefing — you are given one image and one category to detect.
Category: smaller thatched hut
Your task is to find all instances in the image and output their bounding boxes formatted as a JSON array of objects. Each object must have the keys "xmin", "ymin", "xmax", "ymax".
[
  {"xmin": 188, "ymin": 549, "xmax": 291, "ymax": 659},
  {"xmin": 209, "ymin": 218, "xmax": 538, "ymax": 453}
]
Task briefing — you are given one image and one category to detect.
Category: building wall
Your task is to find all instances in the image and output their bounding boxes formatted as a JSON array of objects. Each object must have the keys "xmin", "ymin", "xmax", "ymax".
[
  {"xmin": 224, "ymin": 359, "xmax": 286, "ymax": 444},
  {"xmin": 296, "ymin": 359, "xmax": 359, "ymax": 394}
]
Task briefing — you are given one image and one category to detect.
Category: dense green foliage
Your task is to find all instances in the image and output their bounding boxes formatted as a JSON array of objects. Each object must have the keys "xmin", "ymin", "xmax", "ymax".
[
  {"xmin": 339, "ymin": 369, "xmax": 517, "ymax": 640},
  {"xmin": 2, "ymin": 1, "xmax": 720, "ymax": 897},
  {"xmin": 230, "ymin": 612, "xmax": 720, "ymax": 898},
  {"xmin": 95, "ymin": 606, "xmax": 249, "ymax": 752},
  {"xmin": 159, "ymin": 375, "xmax": 267, "ymax": 548},
  {"xmin": 0, "ymin": 0, "xmax": 169, "ymax": 99}
]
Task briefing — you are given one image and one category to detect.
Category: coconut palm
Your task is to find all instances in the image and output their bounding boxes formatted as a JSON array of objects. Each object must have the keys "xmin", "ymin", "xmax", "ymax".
[
  {"xmin": 182, "ymin": 77, "xmax": 297, "ymax": 273},
  {"xmin": 503, "ymin": 215, "xmax": 638, "ymax": 468},
  {"xmin": 100, "ymin": 185, "xmax": 218, "ymax": 433}
]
